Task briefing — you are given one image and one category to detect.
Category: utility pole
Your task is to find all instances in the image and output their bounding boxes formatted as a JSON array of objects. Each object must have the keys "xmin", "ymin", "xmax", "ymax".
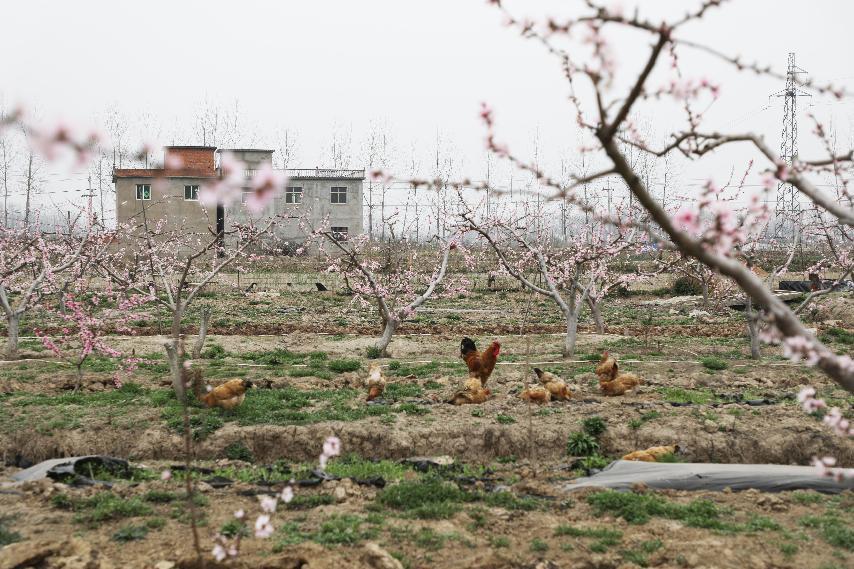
[
  {"xmin": 773, "ymin": 52, "xmax": 810, "ymax": 240},
  {"xmin": 604, "ymin": 184, "xmax": 614, "ymax": 238}
]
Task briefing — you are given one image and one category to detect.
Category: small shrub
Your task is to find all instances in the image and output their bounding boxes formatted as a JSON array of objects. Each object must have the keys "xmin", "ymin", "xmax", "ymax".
[
  {"xmin": 496, "ymin": 414, "xmax": 516, "ymax": 425},
  {"xmin": 582, "ymin": 416, "xmax": 607, "ymax": 437},
  {"xmin": 577, "ymin": 454, "xmax": 611, "ymax": 472},
  {"xmin": 312, "ymin": 514, "xmax": 378, "ymax": 545},
  {"xmin": 413, "ymin": 527, "xmax": 448, "ymax": 550},
  {"xmin": 51, "ymin": 493, "xmax": 74, "ymax": 510},
  {"xmin": 378, "ymin": 476, "xmax": 467, "ymax": 519},
  {"xmin": 202, "ymin": 344, "xmax": 228, "ymax": 359},
  {"xmin": 530, "ymin": 538, "xmax": 549, "ymax": 552},
  {"xmin": 220, "ymin": 518, "xmax": 250, "ymax": 538},
  {"xmin": 490, "ymin": 536, "xmax": 510, "ymax": 548},
  {"xmin": 780, "ymin": 542, "xmax": 798, "ymax": 558},
  {"xmin": 671, "ymin": 276, "xmax": 703, "ymax": 296},
  {"xmin": 112, "ymin": 524, "xmax": 149, "ymax": 542},
  {"xmin": 821, "ymin": 327, "xmax": 854, "ymax": 345},
  {"xmin": 142, "ymin": 491, "xmax": 177, "ymax": 504},
  {"xmin": 145, "ymin": 517, "xmax": 166, "ymax": 530},
  {"xmin": 566, "ymin": 432, "xmax": 600, "ymax": 457},
  {"xmin": 0, "ymin": 516, "xmax": 21, "ymax": 546},
  {"xmin": 699, "ymin": 356, "xmax": 728, "ymax": 371},
  {"xmin": 366, "ymin": 346, "xmax": 383, "ymax": 359},
  {"xmin": 328, "ymin": 359, "xmax": 361, "ymax": 373},
  {"xmin": 224, "ymin": 441, "xmax": 254, "ymax": 462}
]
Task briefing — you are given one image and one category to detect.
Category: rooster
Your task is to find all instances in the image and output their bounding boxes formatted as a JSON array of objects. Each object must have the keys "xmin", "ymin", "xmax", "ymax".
[
  {"xmin": 533, "ymin": 368, "xmax": 571, "ymax": 401},
  {"xmin": 595, "ymin": 351, "xmax": 640, "ymax": 396},
  {"xmin": 519, "ymin": 384, "xmax": 551, "ymax": 403},
  {"xmin": 622, "ymin": 444, "xmax": 680, "ymax": 462},
  {"xmin": 365, "ymin": 363, "xmax": 386, "ymax": 401},
  {"xmin": 447, "ymin": 376, "xmax": 491, "ymax": 405},
  {"xmin": 460, "ymin": 337, "xmax": 501, "ymax": 387}
]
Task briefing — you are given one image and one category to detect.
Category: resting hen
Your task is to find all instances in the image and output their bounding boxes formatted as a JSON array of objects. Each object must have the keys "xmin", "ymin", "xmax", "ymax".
[
  {"xmin": 533, "ymin": 368, "xmax": 571, "ymax": 401},
  {"xmin": 622, "ymin": 444, "xmax": 680, "ymax": 462},
  {"xmin": 365, "ymin": 363, "xmax": 386, "ymax": 401},
  {"xmin": 461, "ymin": 337, "xmax": 501, "ymax": 387},
  {"xmin": 447, "ymin": 376, "xmax": 491, "ymax": 405},
  {"xmin": 595, "ymin": 351, "xmax": 618, "ymax": 381},
  {"xmin": 595, "ymin": 351, "xmax": 640, "ymax": 396},
  {"xmin": 599, "ymin": 372, "xmax": 640, "ymax": 396},
  {"xmin": 199, "ymin": 378, "xmax": 253, "ymax": 410},
  {"xmin": 519, "ymin": 384, "xmax": 551, "ymax": 403}
]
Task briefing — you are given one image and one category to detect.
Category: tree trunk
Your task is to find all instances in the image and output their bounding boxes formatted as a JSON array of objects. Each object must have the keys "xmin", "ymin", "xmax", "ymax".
[
  {"xmin": 191, "ymin": 307, "xmax": 211, "ymax": 359},
  {"xmin": 167, "ymin": 305, "xmax": 186, "ymax": 400},
  {"xmin": 5, "ymin": 313, "xmax": 20, "ymax": 359},
  {"xmin": 375, "ymin": 318, "xmax": 398, "ymax": 357},
  {"xmin": 701, "ymin": 280, "xmax": 709, "ymax": 306},
  {"xmin": 563, "ymin": 309, "xmax": 578, "ymax": 358},
  {"xmin": 75, "ymin": 362, "xmax": 84, "ymax": 392},
  {"xmin": 165, "ymin": 340, "xmax": 185, "ymax": 402},
  {"xmin": 24, "ymin": 154, "xmax": 33, "ymax": 226},
  {"xmin": 746, "ymin": 298, "xmax": 761, "ymax": 360},
  {"xmin": 587, "ymin": 297, "xmax": 605, "ymax": 334}
]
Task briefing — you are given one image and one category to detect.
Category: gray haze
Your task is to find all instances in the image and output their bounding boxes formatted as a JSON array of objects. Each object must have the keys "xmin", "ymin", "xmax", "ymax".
[{"xmin": 1, "ymin": 0, "xmax": 853, "ymax": 229}]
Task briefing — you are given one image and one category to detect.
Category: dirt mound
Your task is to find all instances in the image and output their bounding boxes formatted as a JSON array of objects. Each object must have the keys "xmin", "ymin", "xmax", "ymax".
[{"xmin": 0, "ymin": 537, "xmax": 114, "ymax": 569}]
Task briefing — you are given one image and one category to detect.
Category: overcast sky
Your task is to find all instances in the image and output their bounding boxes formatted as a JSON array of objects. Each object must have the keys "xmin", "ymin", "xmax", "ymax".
[{"xmin": 1, "ymin": 0, "xmax": 853, "ymax": 223}]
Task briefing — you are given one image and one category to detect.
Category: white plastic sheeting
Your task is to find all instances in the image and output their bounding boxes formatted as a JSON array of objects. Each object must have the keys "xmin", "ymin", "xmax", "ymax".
[{"xmin": 566, "ymin": 460, "xmax": 853, "ymax": 494}]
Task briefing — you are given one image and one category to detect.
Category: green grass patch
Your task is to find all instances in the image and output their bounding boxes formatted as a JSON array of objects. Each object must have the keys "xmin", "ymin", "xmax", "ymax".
[
  {"xmin": 820, "ymin": 327, "xmax": 854, "ymax": 346},
  {"xmin": 325, "ymin": 455, "xmax": 408, "ymax": 481},
  {"xmin": 699, "ymin": 356, "xmax": 729, "ymax": 371},
  {"xmin": 657, "ymin": 387, "xmax": 718, "ymax": 404},
  {"xmin": 56, "ymin": 492, "xmax": 153, "ymax": 525},
  {"xmin": 224, "ymin": 441, "xmax": 254, "ymax": 462},
  {"xmin": 799, "ymin": 512, "xmax": 854, "ymax": 550},
  {"xmin": 0, "ymin": 516, "xmax": 21, "ymax": 546},
  {"xmin": 312, "ymin": 514, "xmax": 379, "ymax": 546},
  {"xmin": 384, "ymin": 383, "xmax": 424, "ymax": 400},
  {"xmin": 112, "ymin": 524, "xmax": 150, "ymax": 542},
  {"xmin": 328, "ymin": 359, "xmax": 361, "ymax": 373},
  {"xmin": 586, "ymin": 490, "xmax": 778, "ymax": 533},
  {"xmin": 554, "ymin": 525, "xmax": 623, "ymax": 543},
  {"xmin": 378, "ymin": 476, "xmax": 468, "ymax": 519}
]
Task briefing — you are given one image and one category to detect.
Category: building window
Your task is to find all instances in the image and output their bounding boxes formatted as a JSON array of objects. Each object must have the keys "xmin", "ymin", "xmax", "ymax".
[
  {"xmin": 285, "ymin": 186, "xmax": 303, "ymax": 204},
  {"xmin": 184, "ymin": 185, "xmax": 199, "ymax": 200},
  {"xmin": 136, "ymin": 184, "xmax": 151, "ymax": 200},
  {"xmin": 331, "ymin": 186, "xmax": 347, "ymax": 204},
  {"xmin": 331, "ymin": 226, "xmax": 349, "ymax": 240}
]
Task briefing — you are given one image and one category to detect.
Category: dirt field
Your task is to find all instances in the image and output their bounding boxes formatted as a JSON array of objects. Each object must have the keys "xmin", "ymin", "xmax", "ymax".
[{"xmin": 1, "ymin": 287, "xmax": 852, "ymax": 568}]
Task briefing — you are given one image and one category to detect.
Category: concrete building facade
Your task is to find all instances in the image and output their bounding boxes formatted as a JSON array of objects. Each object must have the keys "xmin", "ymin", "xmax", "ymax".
[{"xmin": 113, "ymin": 146, "xmax": 364, "ymax": 250}]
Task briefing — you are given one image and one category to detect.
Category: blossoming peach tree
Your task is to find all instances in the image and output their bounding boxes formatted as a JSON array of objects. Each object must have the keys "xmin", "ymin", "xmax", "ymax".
[
  {"xmin": 461, "ymin": 201, "xmax": 639, "ymax": 356},
  {"xmin": 0, "ymin": 214, "xmax": 107, "ymax": 359},
  {"xmin": 470, "ymin": 0, "xmax": 853, "ymax": 477},
  {"xmin": 305, "ymin": 219, "xmax": 472, "ymax": 357},
  {"xmin": 479, "ymin": 0, "xmax": 853, "ymax": 391}
]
